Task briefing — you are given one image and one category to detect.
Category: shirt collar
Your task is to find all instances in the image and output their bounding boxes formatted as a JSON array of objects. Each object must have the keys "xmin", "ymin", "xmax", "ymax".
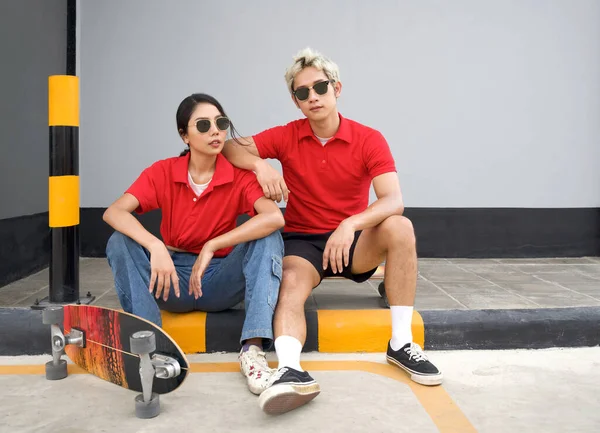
[
  {"xmin": 173, "ymin": 152, "xmax": 234, "ymax": 187},
  {"xmin": 298, "ymin": 112, "xmax": 352, "ymax": 144}
]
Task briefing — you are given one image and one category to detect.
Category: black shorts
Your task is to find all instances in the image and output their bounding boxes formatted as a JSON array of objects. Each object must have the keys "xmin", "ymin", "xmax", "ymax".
[{"xmin": 282, "ymin": 231, "xmax": 378, "ymax": 284}]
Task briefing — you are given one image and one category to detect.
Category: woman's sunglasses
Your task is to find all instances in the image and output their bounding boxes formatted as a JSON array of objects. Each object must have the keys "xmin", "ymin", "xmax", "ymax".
[
  {"xmin": 193, "ymin": 116, "xmax": 231, "ymax": 133},
  {"xmin": 292, "ymin": 80, "xmax": 333, "ymax": 101}
]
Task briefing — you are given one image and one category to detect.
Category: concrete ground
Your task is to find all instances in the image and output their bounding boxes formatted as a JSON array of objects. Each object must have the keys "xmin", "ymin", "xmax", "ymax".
[
  {"xmin": 1, "ymin": 347, "xmax": 598, "ymax": 433},
  {"xmin": 2, "ymin": 256, "xmax": 600, "ymax": 310}
]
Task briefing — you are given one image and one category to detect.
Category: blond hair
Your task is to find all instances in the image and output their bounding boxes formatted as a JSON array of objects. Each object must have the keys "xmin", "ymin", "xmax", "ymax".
[{"xmin": 284, "ymin": 47, "xmax": 340, "ymax": 96}]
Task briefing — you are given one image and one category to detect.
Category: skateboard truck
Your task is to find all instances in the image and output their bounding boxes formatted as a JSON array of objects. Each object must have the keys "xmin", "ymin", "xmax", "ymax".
[
  {"xmin": 42, "ymin": 306, "xmax": 85, "ymax": 380},
  {"xmin": 130, "ymin": 330, "xmax": 181, "ymax": 419}
]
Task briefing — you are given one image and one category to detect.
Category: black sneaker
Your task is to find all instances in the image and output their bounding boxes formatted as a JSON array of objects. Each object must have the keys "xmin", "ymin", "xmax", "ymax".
[
  {"xmin": 258, "ymin": 367, "xmax": 321, "ymax": 415},
  {"xmin": 386, "ymin": 341, "xmax": 443, "ymax": 386}
]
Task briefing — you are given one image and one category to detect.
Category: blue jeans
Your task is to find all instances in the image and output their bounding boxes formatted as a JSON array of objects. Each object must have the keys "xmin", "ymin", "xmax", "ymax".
[{"xmin": 105, "ymin": 231, "xmax": 284, "ymax": 345}]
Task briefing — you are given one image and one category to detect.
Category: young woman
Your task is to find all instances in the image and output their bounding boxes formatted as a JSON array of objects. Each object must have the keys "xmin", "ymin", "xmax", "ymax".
[{"xmin": 103, "ymin": 93, "xmax": 284, "ymax": 395}]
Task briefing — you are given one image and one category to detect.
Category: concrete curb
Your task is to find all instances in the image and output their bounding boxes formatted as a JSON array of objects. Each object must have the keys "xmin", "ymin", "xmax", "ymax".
[
  {"xmin": 1, "ymin": 306, "xmax": 599, "ymax": 356},
  {"xmin": 421, "ymin": 307, "xmax": 600, "ymax": 350}
]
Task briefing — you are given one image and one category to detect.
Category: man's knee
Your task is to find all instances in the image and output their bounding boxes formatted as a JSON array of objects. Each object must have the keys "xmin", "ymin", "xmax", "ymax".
[
  {"xmin": 276, "ymin": 266, "xmax": 313, "ymax": 310},
  {"xmin": 379, "ymin": 215, "xmax": 416, "ymax": 248}
]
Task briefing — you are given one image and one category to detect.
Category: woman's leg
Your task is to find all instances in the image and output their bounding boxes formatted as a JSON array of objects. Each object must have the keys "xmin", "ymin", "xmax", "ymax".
[
  {"xmin": 196, "ymin": 231, "xmax": 284, "ymax": 395},
  {"xmin": 197, "ymin": 231, "xmax": 284, "ymax": 345},
  {"xmin": 105, "ymin": 232, "xmax": 195, "ymax": 327},
  {"xmin": 106, "ymin": 232, "xmax": 163, "ymax": 326}
]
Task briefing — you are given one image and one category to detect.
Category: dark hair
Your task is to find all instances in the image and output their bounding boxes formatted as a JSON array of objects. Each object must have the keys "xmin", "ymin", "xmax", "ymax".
[{"xmin": 176, "ymin": 93, "xmax": 246, "ymax": 156}]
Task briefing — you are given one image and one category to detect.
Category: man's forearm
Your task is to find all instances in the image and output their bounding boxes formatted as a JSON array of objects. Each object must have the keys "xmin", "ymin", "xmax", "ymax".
[
  {"xmin": 222, "ymin": 139, "xmax": 262, "ymax": 171},
  {"xmin": 343, "ymin": 195, "xmax": 404, "ymax": 231}
]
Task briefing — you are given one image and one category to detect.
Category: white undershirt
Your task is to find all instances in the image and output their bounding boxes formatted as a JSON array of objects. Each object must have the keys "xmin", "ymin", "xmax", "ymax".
[
  {"xmin": 188, "ymin": 171, "xmax": 211, "ymax": 197},
  {"xmin": 315, "ymin": 135, "xmax": 331, "ymax": 146}
]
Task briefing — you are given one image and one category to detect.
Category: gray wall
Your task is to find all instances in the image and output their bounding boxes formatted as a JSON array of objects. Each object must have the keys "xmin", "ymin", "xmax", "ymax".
[
  {"xmin": 0, "ymin": 0, "xmax": 67, "ymax": 219},
  {"xmin": 79, "ymin": 0, "xmax": 600, "ymax": 209}
]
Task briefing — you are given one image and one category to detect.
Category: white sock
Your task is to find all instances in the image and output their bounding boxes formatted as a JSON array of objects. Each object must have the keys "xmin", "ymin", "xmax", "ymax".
[
  {"xmin": 390, "ymin": 306, "xmax": 414, "ymax": 351},
  {"xmin": 275, "ymin": 335, "xmax": 303, "ymax": 371}
]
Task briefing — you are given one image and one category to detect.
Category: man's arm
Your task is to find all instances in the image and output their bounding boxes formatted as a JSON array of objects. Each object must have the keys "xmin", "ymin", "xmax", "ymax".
[
  {"xmin": 222, "ymin": 137, "xmax": 290, "ymax": 202},
  {"xmin": 322, "ymin": 172, "xmax": 404, "ymax": 273},
  {"xmin": 343, "ymin": 172, "xmax": 404, "ymax": 231},
  {"xmin": 222, "ymin": 136, "xmax": 262, "ymax": 170}
]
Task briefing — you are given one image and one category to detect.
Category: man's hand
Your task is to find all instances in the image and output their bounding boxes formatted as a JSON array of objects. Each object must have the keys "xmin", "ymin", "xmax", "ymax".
[
  {"xmin": 254, "ymin": 160, "xmax": 289, "ymax": 202},
  {"xmin": 148, "ymin": 242, "xmax": 180, "ymax": 301},
  {"xmin": 323, "ymin": 220, "xmax": 356, "ymax": 274},
  {"xmin": 189, "ymin": 242, "xmax": 216, "ymax": 299}
]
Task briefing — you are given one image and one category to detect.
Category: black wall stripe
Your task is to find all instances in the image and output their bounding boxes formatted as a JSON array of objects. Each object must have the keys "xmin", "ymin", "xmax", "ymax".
[
  {"xmin": 403, "ymin": 207, "xmax": 600, "ymax": 258},
  {"xmin": 66, "ymin": 0, "xmax": 76, "ymax": 76},
  {"xmin": 0, "ymin": 213, "xmax": 50, "ymax": 288},
  {"xmin": 79, "ymin": 207, "xmax": 600, "ymax": 259},
  {"xmin": 49, "ymin": 127, "xmax": 79, "ymax": 176}
]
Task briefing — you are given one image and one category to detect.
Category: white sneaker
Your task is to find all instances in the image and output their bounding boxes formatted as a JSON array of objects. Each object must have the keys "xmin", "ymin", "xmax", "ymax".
[{"xmin": 239, "ymin": 345, "xmax": 274, "ymax": 395}]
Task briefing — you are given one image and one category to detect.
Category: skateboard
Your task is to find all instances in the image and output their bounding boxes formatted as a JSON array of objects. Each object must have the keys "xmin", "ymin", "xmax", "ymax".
[{"xmin": 41, "ymin": 304, "xmax": 189, "ymax": 419}]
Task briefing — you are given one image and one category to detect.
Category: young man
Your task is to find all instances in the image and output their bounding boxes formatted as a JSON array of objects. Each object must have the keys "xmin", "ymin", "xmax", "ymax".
[{"xmin": 222, "ymin": 47, "xmax": 442, "ymax": 414}]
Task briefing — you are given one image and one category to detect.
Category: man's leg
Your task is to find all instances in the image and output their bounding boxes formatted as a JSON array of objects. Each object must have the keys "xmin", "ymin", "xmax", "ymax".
[
  {"xmin": 273, "ymin": 257, "xmax": 321, "ymax": 365},
  {"xmin": 351, "ymin": 215, "xmax": 443, "ymax": 386},
  {"xmin": 258, "ymin": 237, "xmax": 324, "ymax": 415}
]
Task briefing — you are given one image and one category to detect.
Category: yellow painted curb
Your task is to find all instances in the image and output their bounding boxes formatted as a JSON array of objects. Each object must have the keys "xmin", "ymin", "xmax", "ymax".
[
  {"xmin": 161, "ymin": 311, "xmax": 206, "ymax": 353},
  {"xmin": 318, "ymin": 309, "xmax": 424, "ymax": 352},
  {"xmin": 159, "ymin": 309, "xmax": 424, "ymax": 354}
]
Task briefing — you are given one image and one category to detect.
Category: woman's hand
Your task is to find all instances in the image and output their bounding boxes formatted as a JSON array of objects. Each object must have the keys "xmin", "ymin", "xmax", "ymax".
[
  {"xmin": 149, "ymin": 242, "xmax": 180, "ymax": 301},
  {"xmin": 189, "ymin": 242, "xmax": 216, "ymax": 299}
]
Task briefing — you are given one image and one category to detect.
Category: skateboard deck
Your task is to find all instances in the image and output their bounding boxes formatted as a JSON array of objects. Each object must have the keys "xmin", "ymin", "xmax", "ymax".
[{"xmin": 62, "ymin": 304, "xmax": 189, "ymax": 394}]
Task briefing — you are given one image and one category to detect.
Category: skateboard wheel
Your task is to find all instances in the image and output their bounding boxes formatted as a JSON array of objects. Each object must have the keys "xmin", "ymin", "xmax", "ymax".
[
  {"xmin": 130, "ymin": 331, "xmax": 156, "ymax": 355},
  {"xmin": 42, "ymin": 307, "xmax": 64, "ymax": 325},
  {"xmin": 135, "ymin": 392, "xmax": 160, "ymax": 419},
  {"xmin": 45, "ymin": 359, "xmax": 68, "ymax": 380}
]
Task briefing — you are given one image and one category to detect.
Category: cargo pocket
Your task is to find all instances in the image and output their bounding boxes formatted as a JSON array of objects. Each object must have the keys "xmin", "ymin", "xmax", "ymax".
[{"xmin": 268, "ymin": 254, "xmax": 283, "ymax": 310}]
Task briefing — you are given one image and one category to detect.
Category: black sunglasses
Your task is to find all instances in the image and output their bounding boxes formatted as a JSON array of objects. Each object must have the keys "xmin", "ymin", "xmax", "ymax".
[
  {"xmin": 192, "ymin": 116, "xmax": 231, "ymax": 133},
  {"xmin": 293, "ymin": 80, "xmax": 332, "ymax": 101}
]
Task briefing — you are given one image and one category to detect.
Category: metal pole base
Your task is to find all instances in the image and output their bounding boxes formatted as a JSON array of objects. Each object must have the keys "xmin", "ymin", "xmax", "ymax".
[{"xmin": 31, "ymin": 292, "xmax": 95, "ymax": 310}]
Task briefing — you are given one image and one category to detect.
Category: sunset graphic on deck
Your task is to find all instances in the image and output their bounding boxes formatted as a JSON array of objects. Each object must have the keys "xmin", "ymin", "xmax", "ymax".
[{"xmin": 64, "ymin": 305, "xmax": 129, "ymax": 388}]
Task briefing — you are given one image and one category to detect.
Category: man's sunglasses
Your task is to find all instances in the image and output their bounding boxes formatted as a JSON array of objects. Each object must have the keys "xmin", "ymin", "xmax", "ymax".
[
  {"xmin": 292, "ymin": 80, "xmax": 333, "ymax": 101},
  {"xmin": 192, "ymin": 116, "xmax": 231, "ymax": 133}
]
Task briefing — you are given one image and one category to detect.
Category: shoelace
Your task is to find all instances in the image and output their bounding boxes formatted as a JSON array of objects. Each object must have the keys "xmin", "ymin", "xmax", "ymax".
[
  {"xmin": 266, "ymin": 367, "xmax": 288, "ymax": 386},
  {"xmin": 243, "ymin": 349, "xmax": 270, "ymax": 371},
  {"xmin": 404, "ymin": 343, "xmax": 429, "ymax": 362}
]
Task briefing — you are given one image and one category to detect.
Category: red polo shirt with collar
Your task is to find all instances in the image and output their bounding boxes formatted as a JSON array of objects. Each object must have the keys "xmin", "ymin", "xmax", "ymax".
[
  {"xmin": 125, "ymin": 152, "xmax": 264, "ymax": 256},
  {"xmin": 253, "ymin": 113, "xmax": 397, "ymax": 233}
]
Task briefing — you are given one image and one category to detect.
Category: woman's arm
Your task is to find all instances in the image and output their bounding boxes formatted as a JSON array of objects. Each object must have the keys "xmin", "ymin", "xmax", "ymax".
[
  {"xmin": 102, "ymin": 193, "xmax": 163, "ymax": 251},
  {"xmin": 206, "ymin": 197, "xmax": 284, "ymax": 252},
  {"xmin": 189, "ymin": 197, "xmax": 284, "ymax": 298},
  {"xmin": 103, "ymin": 193, "xmax": 180, "ymax": 300}
]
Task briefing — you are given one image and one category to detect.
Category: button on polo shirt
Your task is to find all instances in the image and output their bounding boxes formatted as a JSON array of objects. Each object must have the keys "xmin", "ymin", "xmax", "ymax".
[
  {"xmin": 125, "ymin": 152, "xmax": 264, "ymax": 256},
  {"xmin": 253, "ymin": 113, "xmax": 397, "ymax": 233}
]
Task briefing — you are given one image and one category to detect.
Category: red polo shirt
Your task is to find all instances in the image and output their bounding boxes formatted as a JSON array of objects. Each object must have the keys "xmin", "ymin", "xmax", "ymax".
[
  {"xmin": 125, "ymin": 153, "xmax": 264, "ymax": 256},
  {"xmin": 253, "ymin": 113, "xmax": 397, "ymax": 233}
]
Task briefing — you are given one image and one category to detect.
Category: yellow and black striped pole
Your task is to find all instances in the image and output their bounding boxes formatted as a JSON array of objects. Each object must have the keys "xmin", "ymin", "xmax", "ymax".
[{"xmin": 48, "ymin": 75, "xmax": 80, "ymax": 303}]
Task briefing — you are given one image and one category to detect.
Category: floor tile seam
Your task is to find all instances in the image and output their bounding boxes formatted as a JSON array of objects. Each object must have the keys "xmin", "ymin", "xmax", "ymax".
[
  {"xmin": 531, "ymin": 275, "xmax": 600, "ymax": 302},
  {"xmin": 457, "ymin": 268, "xmax": 543, "ymax": 308}
]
